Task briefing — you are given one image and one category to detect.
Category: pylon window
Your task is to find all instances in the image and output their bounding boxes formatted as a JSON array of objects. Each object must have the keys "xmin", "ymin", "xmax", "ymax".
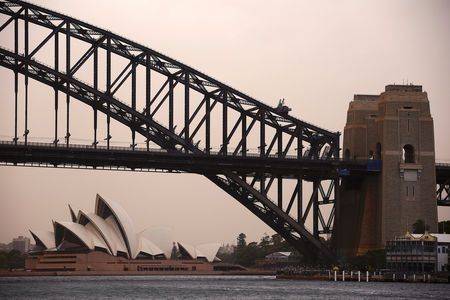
[{"xmin": 403, "ymin": 144, "xmax": 415, "ymax": 163}]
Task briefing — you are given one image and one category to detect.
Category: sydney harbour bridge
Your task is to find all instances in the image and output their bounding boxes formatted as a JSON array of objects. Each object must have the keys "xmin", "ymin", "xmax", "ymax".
[{"xmin": 0, "ymin": 0, "xmax": 449, "ymax": 262}]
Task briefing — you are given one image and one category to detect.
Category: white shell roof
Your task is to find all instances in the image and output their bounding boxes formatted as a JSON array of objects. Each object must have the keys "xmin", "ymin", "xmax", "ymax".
[
  {"xmin": 68, "ymin": 204, "xmax": 78, "ymax": 223},
  {"xmin": 138, "ymin": 235, "xmax": 165, "ymax": 257},
  {"xmin": 78, "ymin": 211, "xmax": 127, "ymax": 256},
  {"xmin": 31, "ymin": 194, "xmax": 222, "ymax": 262},
  {"xmin": 85, "ymin": 223, "xmax": 112, "ymax": 255},
  {"xmin": 195, "ymin": 248, "xmax": 206, "ymax": 259},
  {"xmin": 177, "ymin": 242, "xmax": 197, "ymax": 259},
  {"xmin": 177, "ymin": 242, "xmax": 221, "ymax": 262},
  {"xmin": 105, "ymin": 215, "xmax": 129, "ymax": 256},
  {"xmin": 54, "ymin": 221, "xmax": 108, "ymax": 251},
  {"xmin": 140, "ymin": 226, "xmax": 175, "ymax": 257},
  {"xmin": 196, "ymin": 243, "xmax": 222, "ymax": 262},
  {"xmin": 29, "ymin": 230, "xmax": 56, "ymax": 249},
  {"xmin": 95, "ymin": 194, "xmax": 139, "ymax": 259}
]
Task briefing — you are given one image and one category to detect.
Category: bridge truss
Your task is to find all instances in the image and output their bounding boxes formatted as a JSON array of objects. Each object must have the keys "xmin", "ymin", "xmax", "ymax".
[
  {"xmin": 0, "ymin": 0, "xmax": 344, "ymax": 261},
  {"xmin": 1, "ymin": 1, "xmax": 449, "ymax": 262},
  {"xmin": 1, "ymin": 0, "xmax": 449, "ymax": 262},
  {"xmin": 436, "ymin": 164, "xmax": 450, "ymax": 207}
]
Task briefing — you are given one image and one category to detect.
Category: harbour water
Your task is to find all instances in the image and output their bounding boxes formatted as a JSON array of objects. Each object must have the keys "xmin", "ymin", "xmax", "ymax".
[{"xmin": 0, "ymin": 275, "xmax": 449, "ymax": 299}]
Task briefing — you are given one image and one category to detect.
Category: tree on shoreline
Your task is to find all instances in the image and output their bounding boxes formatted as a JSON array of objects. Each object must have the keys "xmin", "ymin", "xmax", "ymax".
[
  {"xmin": 0, "ymin": 250, "xmax": 27, "ymax": 270},
  {"xmin": 412, "ymin": 219, "xmax": 430, "ymax": 234},
  {"xmin": 217, "ymin": 232, "xmax": 299, "ymax": 267}
]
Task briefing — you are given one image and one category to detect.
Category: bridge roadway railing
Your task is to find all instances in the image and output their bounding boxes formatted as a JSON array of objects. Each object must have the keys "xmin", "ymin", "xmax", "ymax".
[
  {"xmin": 3, "ymin": 141, "xmax": 447, "ymax": 207},
  {"xmin": 436, "ymin": 162, "xmax": 450, "ymax": 169},
  {"xmin": 0, "ymin": 140, "xmax": 371, "ymax": 179}
]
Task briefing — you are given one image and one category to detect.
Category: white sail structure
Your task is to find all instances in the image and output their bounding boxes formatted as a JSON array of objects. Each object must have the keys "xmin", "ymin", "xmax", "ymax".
[
  {"xmin": 95, "ymin": 194, "xmax": 140, "ymax": 259},
  {"xmin": 29, "ymin": 230, "xmax": 56, "ymax": 250},
  {"xmin": 53, "ymin": 221, "xmax": 109, "ymax": 253},
  {"xmin": 29, "ymin": 194, "xmax": 222, "ymax": 263},
  {"xmin": 196, "ymin": 243, "xmax": 222, "ymax": 262},
  {"xmin": 137, "ymin": 235, "xmax": 165, "ymax": 258},
  {"xmin": 77, "ymin": 210, "xmax": 128, "ymax": 257},
  {"xmin": 177, "ymin": 242, "xmax": 221, "ymax": 262}
]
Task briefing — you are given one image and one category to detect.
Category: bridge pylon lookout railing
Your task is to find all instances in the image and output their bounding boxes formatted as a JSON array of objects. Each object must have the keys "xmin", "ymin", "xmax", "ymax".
[{"xmin": 0, "ymin": 0, "xmax": 342, "ymax": 261}]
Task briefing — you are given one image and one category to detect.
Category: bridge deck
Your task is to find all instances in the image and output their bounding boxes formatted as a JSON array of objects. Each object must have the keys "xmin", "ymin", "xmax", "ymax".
[{"xmin": 0, "ymin": 141, "xmax": 371, "ymax": 180}]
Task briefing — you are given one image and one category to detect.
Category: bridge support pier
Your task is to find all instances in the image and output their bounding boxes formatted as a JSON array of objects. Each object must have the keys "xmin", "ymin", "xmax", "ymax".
[{"xmin": 336, "ymin": 85, "xmax": 438, "ymax": 257}]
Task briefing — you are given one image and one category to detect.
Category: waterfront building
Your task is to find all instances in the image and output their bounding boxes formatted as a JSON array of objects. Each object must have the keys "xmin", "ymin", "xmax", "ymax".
[
  {"xmin": 413, "ymin": 233, "xmax": 450, "ymax": 272},
  {"xmin": 386, "ymin": 232, "xmax": 437, "ymax": 272},
  {"xmin": 27, "ymin": 194, "xmax": 223, "ymax": 273},
  {"xmin": 254, "ymin": 252, "xmax": 301, "ymax": 271},
  {"xmin": 265, "ymin": 252, "xmax": 292, "ymax": 261}
]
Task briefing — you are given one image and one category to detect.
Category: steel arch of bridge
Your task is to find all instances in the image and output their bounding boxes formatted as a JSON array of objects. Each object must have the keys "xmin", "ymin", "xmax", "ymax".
[{"xmin": 0, "ymin": 0, "xmax": 342, "ymax": 261}]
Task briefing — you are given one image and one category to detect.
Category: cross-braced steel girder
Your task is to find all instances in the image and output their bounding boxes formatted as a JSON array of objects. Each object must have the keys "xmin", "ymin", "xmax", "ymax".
[
  {"xmin": 437, "ymin": 181, "xmax": 450, "ymax": 206},
  {"xmin": 0, "ymin": 0, "xmax": 341, "ymax": 261},
  {"xmin": 436, "ymin": 164, "xmax": 450, "ymax": 206}
]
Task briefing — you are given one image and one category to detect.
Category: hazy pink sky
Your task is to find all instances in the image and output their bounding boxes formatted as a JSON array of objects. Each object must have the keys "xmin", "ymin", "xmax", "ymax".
[{"xmin": 0, "ymin": 0, "xmax": 449, "ymax": 246}]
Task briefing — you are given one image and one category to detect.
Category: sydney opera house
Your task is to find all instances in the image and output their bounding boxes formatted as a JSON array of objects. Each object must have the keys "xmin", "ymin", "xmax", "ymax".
[{"xmin": 26, "ymin": 194, "xmax": 225, "ymax": 274}]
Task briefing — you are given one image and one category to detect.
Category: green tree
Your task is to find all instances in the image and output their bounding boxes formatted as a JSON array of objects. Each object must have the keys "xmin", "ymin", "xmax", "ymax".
[
  {"xmin": 259, "ymin": 233, "xmax": 271, "ymax": 254},
  {"xmin": 0, "ymin": 251, "xmax": 7, "ymax": 269},
  {"xmin": 271, "ymin": 234, "xmax": 283, "ymax": 250},
  {"xmin": 237, "ymin": 242, "xmax": 260, "ymax": 266},
  {"xmin": 235, "ymin": 233, "xmax": 247, "ymax": 265},
  {"xmin": 237, "ymin": 233, "xmax": 247, "ymax": 250},
  {"xmin": 412, "ymin": 219, "xmax": 429, "ymax": 234},
  {"xmin": 216, "ymin": 244, "xmax": 236, "ymax": 263},
  {"xmin": 0, "ymin": 250, "xmax": 27, "ymax": 270}
]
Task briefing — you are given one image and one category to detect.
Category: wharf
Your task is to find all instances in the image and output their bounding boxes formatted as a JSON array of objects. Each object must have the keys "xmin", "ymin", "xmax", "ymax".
[{"xmin": 276, "ymin": 273, "xmax": 450, "ymax": 284}]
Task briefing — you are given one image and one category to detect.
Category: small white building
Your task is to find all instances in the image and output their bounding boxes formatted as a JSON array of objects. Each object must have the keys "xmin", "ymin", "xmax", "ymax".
[
  {"xmin": 413, "ymin": 233, "xmax": 449, "ymax": 272},
  {"xmin": 265, "ymin": 252, "xmax": 292, "ymax": 261}
]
